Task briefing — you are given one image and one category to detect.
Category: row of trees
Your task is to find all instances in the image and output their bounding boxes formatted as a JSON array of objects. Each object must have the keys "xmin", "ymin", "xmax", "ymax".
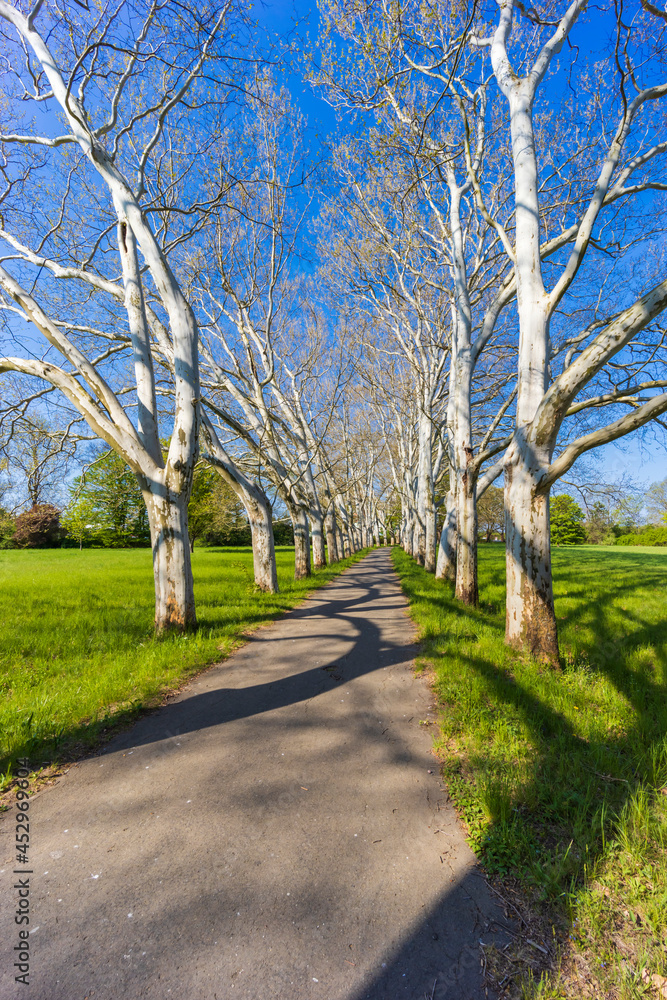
[
  {"xmin": 0, "ymin": 0, "xmax": 666, "ymax": 665},
  {"xmin": 317, "ymin": 0, "xmax": 667, "ymax": 662},
  {"xmin": 0, "ymin": 1, "xmax": 391, "ymax": 628}
]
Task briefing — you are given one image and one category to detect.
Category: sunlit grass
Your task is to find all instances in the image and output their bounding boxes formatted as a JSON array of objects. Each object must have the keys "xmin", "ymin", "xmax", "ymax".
[
  {"xmin": 0, "ymin": 545, "xmax": 367, "ymax": 771},
  {"xmin": 392, "ymin": 543, "xmax": 667, "ymax": 998}
]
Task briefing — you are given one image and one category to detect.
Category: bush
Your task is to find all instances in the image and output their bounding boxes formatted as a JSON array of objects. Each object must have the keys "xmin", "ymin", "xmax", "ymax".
[
  {"xmin": 14, "ymin": 504, "xmax": 62, "ymax": 548},
  {"xmin": 203, "ymin": 525, "xmax": 253, "ymax": 546},
  {"xmin": 272, "ymin": 521, "xmax": 294, "ymax": 545},
  {"xmin": 202, "ymin": 519, "xmax": 294, "ymax": 547},
  {"xmin": 616, "ymin": 526, "xmax": 667, "ymax": 546}
]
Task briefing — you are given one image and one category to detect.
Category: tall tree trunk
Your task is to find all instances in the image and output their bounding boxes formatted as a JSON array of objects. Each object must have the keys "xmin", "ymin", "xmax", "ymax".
[
  {"xmin": 404, "ymin": 512, "xmax": 413, "ymax": 556},
  {"xmin": 417, "ymin": 411, "xmax": 436, "ymax": 572},
  {"xmin": 311, "ymin": 510, "xmax": 326, "ymax": 569},
  {"xmin": 411, "ymin": 511, "xmax": 422, "ymax": 563},
  {"xmin": 292, "ymin": 506, "xmax": 311, "ymax": 579},
  {"xmin": 504, "ymin": 440, "xmax": 559, "ymax": 664},
  {"xmin": 247, "ymin": 492, "xmax": 278, "ymax": 594},
  {"xmin": 144, "ymin": 488, "xmax": 196, "ymax": 632},
  {"xmin": 341, "ymin": 521, "xmax": 351, "ymax": 558},
  {"xmin": 435, "ymin": 488, "xmax": 457, "ymax": 581},
  {"xmin": 413, "ymin": 519, "xmax": 425, "ymax": 564},
  {"xmin": 498, "ymin": 73, "xmax": 558, "ymax": 662},
  {"xmin": 455, "ymin": 464, "xmax": 478, "ymax": 605},
  {"xmin": 325, "ymin": 509, "xmax": 339, "ymax": 563},
  {"xmin": 336, "ymin": 522, "xmax": 346, "ymax": 560},
  {"xmin": 448, "ymin": 335, "xmax": 477, "ymax": 604}
]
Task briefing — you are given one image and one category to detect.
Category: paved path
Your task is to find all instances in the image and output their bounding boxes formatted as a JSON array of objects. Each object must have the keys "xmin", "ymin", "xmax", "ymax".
[{"xmin": 1, "ymin": 549, "xmax": 513, "ymax": 1000}]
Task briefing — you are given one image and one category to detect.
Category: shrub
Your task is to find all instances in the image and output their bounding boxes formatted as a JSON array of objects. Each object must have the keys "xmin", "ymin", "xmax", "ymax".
[
  {"xmin": 616, "ymin": 526, "xmax": 667, "ymax": 546},
  {"xmin": 14, "ymin": 504, "xmax": 62, "ymax": 548}
]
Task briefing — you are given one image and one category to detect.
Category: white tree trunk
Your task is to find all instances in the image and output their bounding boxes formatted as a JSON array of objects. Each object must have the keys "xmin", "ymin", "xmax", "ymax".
[
  {"xmin": 292, "ymin": 506, "xmax": 311, "ymax": 579},
  {"xmin": 143, "ymin": 487, "xmax": 196, "ymax": 632},
  {"xmin": 435, "ymin": 488, "xmax": 457, "ymax": 582},
  {"xmin": 417, "ymin": 393, "xmax": 436, "ymax": 572},
  {"xmin": 455, "ymin": 472, "xmax": 478, "ymax": 604},
  {"xmin": 491, "ymin": 48, "xmax": 559, "ymax": 659},
  {"xmin": 325, "ymin": 509, "xmax": 339, "ymax": 563},
  {"xmin": 341, "ymin": 522, "xmax": 351, "ymax": 558},
  {"xmin": 454, "ymin": 422, "xmax": 479, "ymax": 604},
  {"xmin": 311, "ymin": 510, "xmax": 326, "ymax": 569},
  {"xmin": 504, "ymin": 439, "xmax": 558, "ymax": 663},
  {"xmin": 336, "ymin": 522, "xmax": 346, "ymax": 560},
  {"xmin": 403, "ymin": 512, "xmax": 413, "ymax": 555},
  {"xmin": 411, "ymin": 510, "xmax": 421, "ymax": 562},
  {"xmin": 248, "ymin": 495, "xmax": 278, "ymax": 594}
]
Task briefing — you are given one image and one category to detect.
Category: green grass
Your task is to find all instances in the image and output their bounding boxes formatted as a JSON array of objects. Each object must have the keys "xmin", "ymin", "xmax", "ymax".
[
  {"xmin": 0, "ymin": 545, "xmax": 367, "ymax": 775},
  {"xmin": 392, "ymin": 544, "xmax": 667, "ymax": 999}
]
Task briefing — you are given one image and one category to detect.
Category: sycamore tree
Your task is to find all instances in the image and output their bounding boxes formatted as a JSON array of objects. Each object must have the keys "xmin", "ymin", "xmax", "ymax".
[
  {"xmin": 317, "ymin": 0, "xmax": 667, "ymax": 662},
  {"xmin": 316, "ymin": 1, "xmax": 520, "ymax": 601},
  {"xmin": 469, "ymin": 1, "xmax": 667, "ymax": 661},
  {"xmin": 0, "ymin": 0, "xmax": 255, "ymax": 630}
]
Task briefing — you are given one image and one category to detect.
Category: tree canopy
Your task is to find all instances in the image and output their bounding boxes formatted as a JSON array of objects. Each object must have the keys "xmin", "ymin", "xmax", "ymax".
[{"xmin": 0, "ymin": 0, "xmax": 665, "ymax": 653}]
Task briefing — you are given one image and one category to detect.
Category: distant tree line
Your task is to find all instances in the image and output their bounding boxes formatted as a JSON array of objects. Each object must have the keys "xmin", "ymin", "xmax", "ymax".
[
  {"xmin": 0, "ymin": 445, "xmax": 294, "ymax": 550},
  {"xmin": 548, "ymin": 482, "xmax": 667, "ymax": 547},
  {"xmin": 467, "ymin": 480, "xmax": 667, "ymax": 548}
]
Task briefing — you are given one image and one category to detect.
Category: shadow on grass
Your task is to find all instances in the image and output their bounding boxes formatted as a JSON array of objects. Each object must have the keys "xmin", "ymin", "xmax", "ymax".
[
  {"xmin": 2, "ymin": 550, "xmax": 372, "ymax": 777},
  {"xmin": 6, "ymin": 548, "xmax": 521, "ymax": 1000},
  {"xmin": 392, "ymin": 545, "xmax": 667, "ymax": 989}
]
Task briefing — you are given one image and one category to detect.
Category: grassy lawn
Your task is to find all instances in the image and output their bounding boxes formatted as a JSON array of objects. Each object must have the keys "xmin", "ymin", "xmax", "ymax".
[
  {"xmin": 0, "ymin": 546, "xmax": 367, "ymax": 780},
  {"xmin": 392, "ymin": 544, "xmax": 667, "ymax": 999}
]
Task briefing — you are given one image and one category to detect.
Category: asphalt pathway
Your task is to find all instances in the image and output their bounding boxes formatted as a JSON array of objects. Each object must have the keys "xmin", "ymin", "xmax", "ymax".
[{"xmin": 1, "ymin": 548, "xmax": 514, "ymax": 1000}]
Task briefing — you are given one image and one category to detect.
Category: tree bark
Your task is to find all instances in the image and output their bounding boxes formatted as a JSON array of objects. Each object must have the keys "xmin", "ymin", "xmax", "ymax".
[
  {"xmin": 292, "ymin": 506, "xmax": 311, "ymax": 579},
  {"xmin": 455, "ymin": 464, "xmax": 478, "ymax": 605},
  {"xmin": 341, "ymin": 520, "xmax": 351, "ymax": 558},
  {"xmin": 404, "ymin": 512, "xmax": 414, "ymax": 557},
  {"xmin": 143, "ymin": 487, "xmax": 196, "ymax": 632},
  {"xmin": 336, "ymin": 521, "xmax": 346, "ymax": 560},
  {"xmin": 490, "ymin": 47, "xmax": 559, "ymax": 660},
  {"xmin": 247, "ymin": 494, "xmax": 278, "ymax": 593},
  {"xmin": 311, "ymin": 510, "xmax": 326, "ymax": 569},
  {"xmin": 504, "ymin": 441, "xmax": 559, "ymax": 664},
  {"xmin": 435, "ymin": 489, "xmax": 457, "ymax": 581},
  {"xmin": 410, "ymin": 509, "xmax": 422, "ymax": 562},
  {"xmin": 325, "ymin": 509, "xmax": 339, "ymax": 563}
]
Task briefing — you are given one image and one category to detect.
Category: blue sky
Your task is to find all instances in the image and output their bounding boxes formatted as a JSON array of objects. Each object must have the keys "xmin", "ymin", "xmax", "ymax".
[{"xmin": 252, "ymin": 0, "xmax": 667, "ymax": 491}]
